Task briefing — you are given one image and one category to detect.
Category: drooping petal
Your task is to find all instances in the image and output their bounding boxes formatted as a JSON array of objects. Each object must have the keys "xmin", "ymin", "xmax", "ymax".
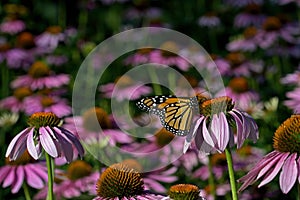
[
  {"xmin": 25, "ymin": 164, "xmax": 45, "ymax": 189},
  {"xmin": 39, "ymin": 127, "xmax": 58, "ymax": 158},
  {"xmin": 53, "ymin": 128, "xmax": 73, "ymax": 163},
  {"xmin": 0, "ymin": 166, "xmax": 11, "ymax": 184},
  {"xmin": 258, "ymin": 152, "xmax": 289, "ymax": 187},
  {"xmin": 56, "ymin": 127, "xmax": 84, "ymax": 157},
  {"xmin": 230, "ymin": 110, "xmax": 245, "ymax": 148},
  {"xmin": 11, "ymin": 166, "xmax": 24, "ymax": 193},
  {"xmin": 6, "ymin": 128, "xmax": 32, "ymax": 158},
  {"xmin": 202, "ymin": 117, "xmax": 215, "ymax": 147},
  {"xmin": 210, "ymin": 113, "xmax": 229, "ymax": 151},
  {"xmin": 27, "ymin": 128, "xmax": 39, "ymax": 160},
  {"xmin": 298, "ymin": 157, "xmax": 300, "ymax": 183},
  {"xmin": 279, "ymin": 153, "xmax": 298, "ymax": 194},
  {"xmin": 183, "ymin": 117, "xmax": 203, "ymax": 153},
  {"xmin": 257, "ymin": 152, "xmax": 289, "ymax": 180},
  {"xmin": 2, "ymin": 166, "xmax": 16, "ymax": 187},
  {"xmin": 45, "ymin": 126, "xmax": 62, "ymax": 157}
]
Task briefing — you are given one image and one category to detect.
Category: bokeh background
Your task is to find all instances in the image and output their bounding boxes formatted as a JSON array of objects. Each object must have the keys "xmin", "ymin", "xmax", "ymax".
[{"xmin": 0, "ymin": 0, "xmax": 300, "ymax": 199}]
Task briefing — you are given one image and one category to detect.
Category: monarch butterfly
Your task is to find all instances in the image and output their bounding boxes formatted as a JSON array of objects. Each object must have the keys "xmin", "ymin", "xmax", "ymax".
[{"xmin": 136, "ymin": 93, "xmax": 208, "ymax": 136}]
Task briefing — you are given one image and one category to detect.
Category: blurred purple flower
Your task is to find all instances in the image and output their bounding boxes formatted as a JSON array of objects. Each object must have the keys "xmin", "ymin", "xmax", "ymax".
[
  {"xmin": 234, "ymin": 4, "xmax": 266, "ymax": 28},
  {"xmin": 63, "ymin": 107, "xmax": 133, "ymax": 144},
  {"xmin": 0, "ymin": 87, "xmax": 32, "ymax": 113},
  {"xmin": 6, "ymin": 48, "xmax": 34, "ymax": 69},
  {"xmin": 11, "ymin": 61, "xmax": 70, "ymax": 90},
  {"xmin": 0, "ymin": 151, "xmax": 48, "ymax": 193},
  {"xmin": 224, "ymin": 0, "xmax": 263, "ymax": 7},
  {"xmin": 6, "ymin": 112, "xmax": 84, "ymax": 163},
  {"xmin": 184, "ymin": 96, "xmax": 258, "ymax": 154},
  {"xmin": 227, "ymin": 27, "xmax": 259, "ymax": 52},
  {"xmin": 281, "ymin": 69, "xmax": 300, "ymax": 86},
  {"xmin": 23, "ymin": 95, "xmax": 72, "ymax": 118},
  {"xmin": 283, "ymin": 88, "xmax": 300, "ymax": 112},
  {"xmin": 34, "ymin": 160, "xmax": 100, "ymax": 200},
  {"xmin": 99, "ymin": 75, "xmax": 152, "ymax": 101},
  {"xmin": 46, "ymin": 55, "xmax": 68, "ymax": 66},
  {"xmin": 0, "ymin": 19, "xmax": 25, "ymax": 35},
  {"xmin": 35, "ymin": 26, "xmax": 65, "ymax": 50},
  {"xmin": 198, "ymin": 12, "xmax": 221, "ymax": 28}
]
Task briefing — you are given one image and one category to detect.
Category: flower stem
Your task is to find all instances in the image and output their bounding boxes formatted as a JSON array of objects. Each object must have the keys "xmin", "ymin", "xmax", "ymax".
[
  {"xmin": 45, "ymin": 153, "xmax": 55, "ymax": 200},
  {"xmin": 208, "ymin": 155, "xmax": 216, "ymax": 199},
  {"xmin": 147, "ymin": 67, "xmax": 162, "ymax": 95},
  {"xmin": 225, "ymin": 148, "xmax": 238, "ymax": 200},
  {"xmin": 23, "ymin": 183, "xmax": 31, "ymax": 200}
]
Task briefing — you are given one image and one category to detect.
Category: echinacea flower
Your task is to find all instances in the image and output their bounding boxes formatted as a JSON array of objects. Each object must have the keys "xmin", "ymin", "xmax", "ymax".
[
  {"xmin": 162, "ymin": 184, "xmax": 204, "ymax": 200},
  {"xmin": 99, "ymin": 75, "xmax": 152, "ymax": 101},
  {"xmin": 35, "ymin": 25, "xmax": 65, "ymax": 50},
  {"xmin": 0, "ymin": 150, "xmax": 48, "ymax": 193},
  {"xmin": 0, "ymin": 111, "xmax": 19, "ymax": 127},
  {"xmin": 184, "ymin": 96, "xmax": 258, "ymax": 154},
  {"xmin": 34, "ymin": 160, "xmax": 100, "ymax": 200},
  {"xmin": 238, "ymin": 114, "xmax": 300, "ymax": 194},
  {"xmin": 23, "ymin": 95, "xmax": 72, "ymax": 117},
  {"xmin": 11, "ymin": 61, "xmax": 70, "ymax": 90},
  {"xmin": 94, "ymin": 163, "xmax": 166, "ymax": 200},
  {"xmin": 0, "ymin": 18, "xmax": 26, "ymax": 35},
  {"xmin": 198, "ymin": 12, "xmax": 221, "ymax": 28},
  {"xmin": 6, "ymin": 112, "xmax": 84, "ymax": 163}
]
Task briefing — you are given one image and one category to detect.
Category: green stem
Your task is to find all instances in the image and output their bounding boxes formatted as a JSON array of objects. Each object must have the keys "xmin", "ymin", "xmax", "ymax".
[
  {"xmin": 208, "ymin": 155, "xmax": 216, "ymax": 199},
  {"xmin": 23, "ymin": 183, "xmax": 31, "ymax": 200},
  {"xmin": 45, "ymin": 153, "xmax": 55, "ymax": 200},
  {"xmin": 225, "ymin": 148, "xmax": 238, "ymax": 200},
  {"xmin": 297, "ymin": 183, "xmax": 300, "ymax": 200},
  {"xmin": 58, "ymin": 0, "xmax": 66, "ymax": 28},
  {"xmin": 147, "ymin": 67, "xmax": 162, "ymax": 95}
]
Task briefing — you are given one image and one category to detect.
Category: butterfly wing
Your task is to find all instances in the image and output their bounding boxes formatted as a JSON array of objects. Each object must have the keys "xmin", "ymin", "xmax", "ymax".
[{"xmin": 136, "ymin": 95, "xmax": 199, "ymax": 136}]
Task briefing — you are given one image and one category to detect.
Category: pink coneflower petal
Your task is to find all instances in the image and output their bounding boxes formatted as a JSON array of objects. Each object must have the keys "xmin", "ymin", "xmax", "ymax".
[
  {"xmin": 54, "ymin": 128, "xmax": 73, "ymax": 163},
  {"xmin": 25, "ymin": 165, "xmax": 45, "ymax": 188},
  {"xmin": 298, "ymin": 157, "xmax": 300, "ymax": 183},
  {"xmin": 210, "ymin": 113, "xmax": 229, "ymax": 151},
  {"xmin": 230, "ymin": 111, "xmax": 244, "ymax": 148},
  {"xmin": 6, "ymin": 127, "xmax": 31, "ymax": 158},
  {"xmin": 279, "ymin": 153, "xmax": 298, "ymax": 193},
  {"xmin": 202, "ymin": 118, "xmax": 214, "ymax": 147},
  {"xmin": 12, "ymin": 166, "xmax": 24, "ymax": 193},
  {"xmin": 144, "ymin": 178, "xmax": 166, "ymax": 193},
  {"xmin": 39, "ymin": 127, "xmax": 58, "ymax": 157},
  {"xmin": 257, "ymin": 152, "xmax": 288, "ymax": 180},
  {"xmin": 258, "ymin": 152, "xmax": 289, "ymax": 187},
  {"xmin": 0, "ymin": 166, "xmax": 10, "ymax": 183},
  {"xmin": 2, "ymin": 167, "xmax": 15, "ymax": 187},
  {"xmin": 57, "ymin": 127, "xmax": 85, "ymax": 156},
  {"xmin": 27, "ymin": 128, "xmax": 39, "ymax": 159},
  {"xmin": 29, "ymin": 164, "xmax": 48, "ymax": 181}
]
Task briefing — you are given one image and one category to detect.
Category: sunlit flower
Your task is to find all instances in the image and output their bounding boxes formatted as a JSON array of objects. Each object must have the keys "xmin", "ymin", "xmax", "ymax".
[
  {"xmin": 11, "ymin": 61, "xmax": 70, "ymax": 90},
  {"xmin": 184, "ymin": 96, "xmax": 258, "ymax": 154},
  {"xmin": 23, "ymin": 95, "xmax": 71, "ymax": 117},
  {"xmin": 162, "ymin": 184, "xmax": 204, "ymax": 200},
  {"xmin": 238, "ymin": 115, "xmax": 300, "ymax": 194},
  {"xmin": 0, "ymin": 111, "xmax": 19, "ymax": 127},
  {"xmin": 94, "ymin": 163, "xmax": 166, "ymax": 200},
  {"xmin": 35, "ymin": 26, "xmax": 65, "ymax": 50},
  {"xmin": 0, "ymin": 150, "xmax": 48, "ymax": 193},
  {"xmin": 6, "ymin": 112, "xmax": 84, "ymax": 163},
  {"xmin": 34, "ymin": 160, "xmax": 100, "ymax": 200}
]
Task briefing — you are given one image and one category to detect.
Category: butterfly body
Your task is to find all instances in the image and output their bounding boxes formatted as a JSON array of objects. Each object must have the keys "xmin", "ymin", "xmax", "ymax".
[{"xmin": 137, "ymin": 94, "xmax": 207, "ymax": 136}]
